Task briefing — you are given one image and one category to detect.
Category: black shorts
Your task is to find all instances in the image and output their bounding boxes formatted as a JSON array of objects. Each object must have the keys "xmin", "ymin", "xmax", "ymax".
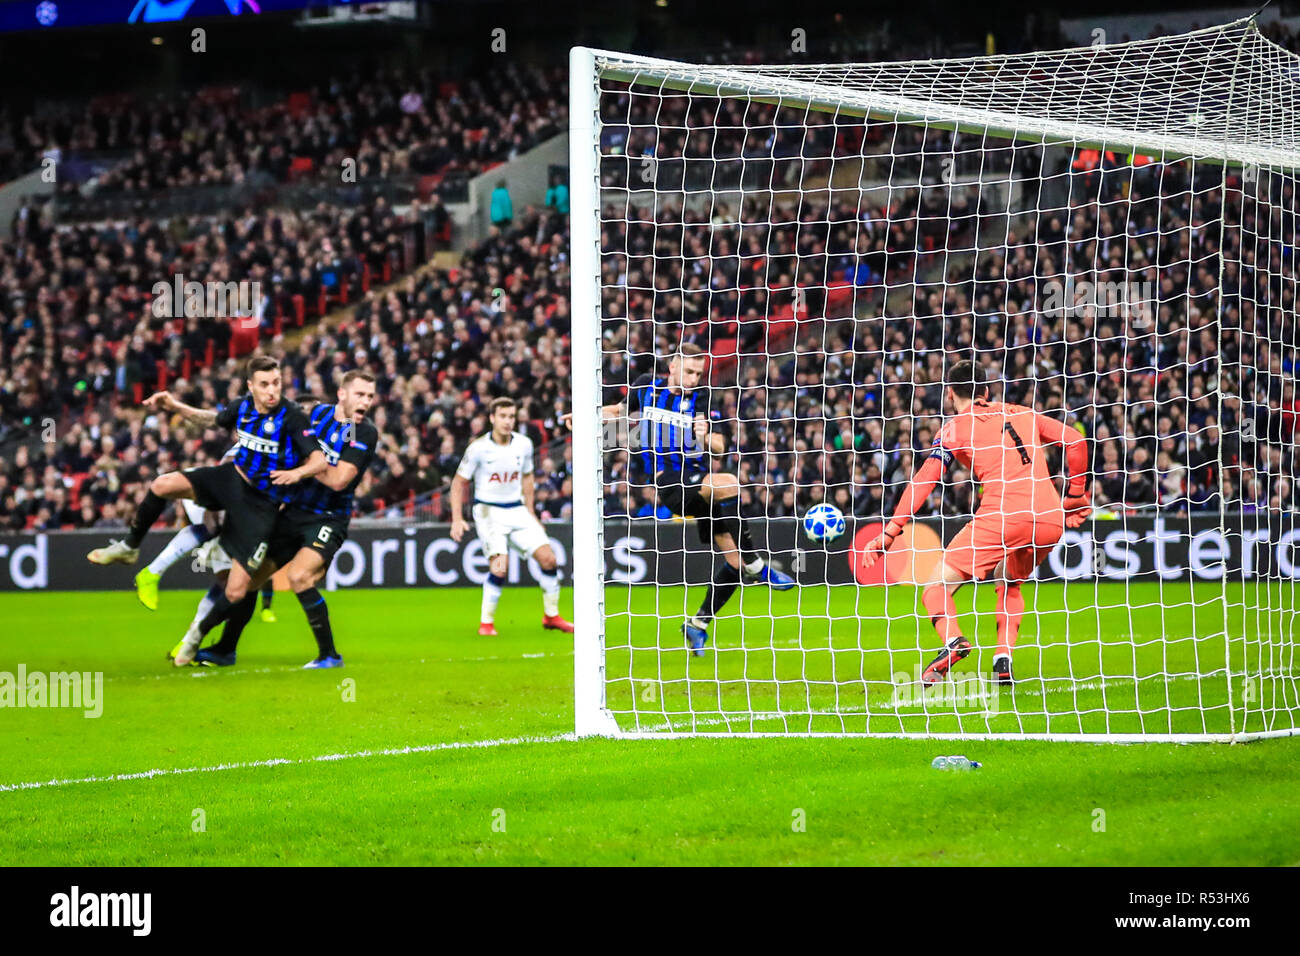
[
  {"xmin": 655, "ymin": 469, "xmax": 710, "ymax": 519},
  {"xmin": 184, "ymin": 462, "xmax": 280, "ymax": 573},
  {"xmin": 267, "ymin": 506, "xmax": 349, "ymax": 570}
]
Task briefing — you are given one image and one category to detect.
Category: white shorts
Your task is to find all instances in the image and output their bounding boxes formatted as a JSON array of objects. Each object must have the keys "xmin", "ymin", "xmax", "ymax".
[
  {"xmin": 472, "ymin": 502, "xmax": 549, "ymax": 558},
  {"xmin": 193, "ymin": 538, "xmax": 232, "ymax": 575},
  {"xmin": 181, "ymin": 498, "xmax": 210, "ymax": 526}
]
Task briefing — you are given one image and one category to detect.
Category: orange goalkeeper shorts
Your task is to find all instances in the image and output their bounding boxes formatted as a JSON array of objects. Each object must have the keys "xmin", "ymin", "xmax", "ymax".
[{"xmin": 944, "ymin": 510, "xmax": 1064, "ymax": 582}]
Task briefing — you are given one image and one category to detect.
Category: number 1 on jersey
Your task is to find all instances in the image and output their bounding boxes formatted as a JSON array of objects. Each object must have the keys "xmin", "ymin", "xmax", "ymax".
[{"xmin": 1003, "ymin": 423, "xmax": 1031, "ymax": 465}]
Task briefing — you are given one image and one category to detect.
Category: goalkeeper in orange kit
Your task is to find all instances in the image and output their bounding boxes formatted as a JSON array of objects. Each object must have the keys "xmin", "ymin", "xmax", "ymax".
[{"xmin": 863, "ymin": 360, "xmax": 1091, "ymax": 684}]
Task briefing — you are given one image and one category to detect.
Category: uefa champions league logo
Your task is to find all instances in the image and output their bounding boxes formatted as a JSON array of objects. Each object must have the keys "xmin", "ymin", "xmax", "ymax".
[
  {"xmin": 34, "ymin": 2, "xmax": 58, "ymax": 26},
  {"xmin": 128, "ymin": 1, "xmax": 261, "ymax": 23}
]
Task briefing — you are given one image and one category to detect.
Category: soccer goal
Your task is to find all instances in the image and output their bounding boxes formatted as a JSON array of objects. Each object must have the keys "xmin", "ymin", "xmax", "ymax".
[{"xmin": 568, "ymin": 18, "xmax": 1300, "ymax": 741}]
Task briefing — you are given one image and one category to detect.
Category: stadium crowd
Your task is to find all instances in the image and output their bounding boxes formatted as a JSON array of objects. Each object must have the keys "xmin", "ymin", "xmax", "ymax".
[
  {"xmin": 0, "ymin": 63, "xmax": 565, "ymax": 204},
  {"xmin": 598, "ymin": 90, "xmax": 1298, "ymax": 526},
  {"xmin": 3, "ymin": 26, "xmax": 1298, "ymax": 537}
]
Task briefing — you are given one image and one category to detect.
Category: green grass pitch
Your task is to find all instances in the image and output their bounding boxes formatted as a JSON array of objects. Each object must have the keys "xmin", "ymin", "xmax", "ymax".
[{"xmin": 0, "ymin": 582, "xmax": 1297, "ymax": 865}]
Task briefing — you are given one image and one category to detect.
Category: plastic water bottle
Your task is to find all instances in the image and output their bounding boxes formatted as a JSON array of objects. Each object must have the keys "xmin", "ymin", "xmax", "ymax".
[{"xmin": 931, "ymin": 755, "xmax": 981, "ymax": 770}]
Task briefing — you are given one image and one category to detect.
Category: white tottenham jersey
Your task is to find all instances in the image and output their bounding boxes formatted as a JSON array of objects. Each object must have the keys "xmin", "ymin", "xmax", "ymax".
[{"xmin": 456, "ymin": 431, "xmax": 534, "ymax": 505}]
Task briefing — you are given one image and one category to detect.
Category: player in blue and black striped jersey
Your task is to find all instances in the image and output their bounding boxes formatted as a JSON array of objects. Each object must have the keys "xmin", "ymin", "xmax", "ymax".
[
  {"xmin": 184, "ymin": 370, "xmax": 380, "ymax": 669},
  {"xmin": 601, "ymin": 343, "xmax": 794, "ymax": 656},
  {"xmin": 87, "ymin": 355, "xmax": 327, "ymax": 642}
]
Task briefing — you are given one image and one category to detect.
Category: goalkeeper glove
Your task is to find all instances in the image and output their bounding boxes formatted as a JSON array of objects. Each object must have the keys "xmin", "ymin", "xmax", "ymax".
[
  {"xmin": 1062, "ymin": 488, "xmax": 1091, "ymax": 528},
  {"xmin": 861, "ymin": 521, "xmax": 903, "ymax": 569}
]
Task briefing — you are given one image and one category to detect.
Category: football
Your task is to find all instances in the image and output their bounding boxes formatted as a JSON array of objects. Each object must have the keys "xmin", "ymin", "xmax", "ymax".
[{"xmin": 802, "ymin": 503, "xmax": 846, "ymax": 543}]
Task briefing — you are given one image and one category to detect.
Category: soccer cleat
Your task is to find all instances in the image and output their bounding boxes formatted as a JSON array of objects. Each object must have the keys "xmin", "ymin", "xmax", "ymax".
[
  {"xmin": 134, "ymin": 568, "xmax": 161, "ymax": 611},
  {"xmin": 195, "ymin": 648, "xmax": 236, "ymax": 667},
  {"xmin": 992, "ymin": 656, "xmax": 1014, "ymax": 685},
  {"xmin": 542, "ymin": 614, "xmax": 575, "ymax": 633},
  {"xmin": 260, "ymin": 608, "xmax": 277, "ymax": 624},
  {"xmin": 172, "ymin": 624, "xmax": 204, "ymax": 667},
  {"xmin": 478, "ymin": 622, "xmax": 498, "ymax": 636},
  {"xmin": 683, "ymin": 621, "xmax": 710, "ymax": 657},
  {"xmin": 303, "ymin": 655, "xmax": 344, "ymax": 669},
  {"xmin": 754, "ymin": 564, "xmax": 795, "ymax": 591},
  {"xmin": 87, "ymin": 539, "xmax": 139, "ymax": 566},
  {"xmin": 921, "ymin": 637, "xmax": 973, "ymax": 685}
]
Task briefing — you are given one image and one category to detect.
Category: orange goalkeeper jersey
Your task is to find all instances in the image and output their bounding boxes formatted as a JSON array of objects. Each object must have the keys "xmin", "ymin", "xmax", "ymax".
[{"xmin": 932, "ymin": 400, "xmax": 1070, "ymax": 519}]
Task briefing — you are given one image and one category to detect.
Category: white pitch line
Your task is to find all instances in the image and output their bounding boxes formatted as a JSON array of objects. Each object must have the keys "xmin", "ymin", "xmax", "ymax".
[{"xmin": 0, "ymin": 732, "xmax": 576, "ymax": 794}]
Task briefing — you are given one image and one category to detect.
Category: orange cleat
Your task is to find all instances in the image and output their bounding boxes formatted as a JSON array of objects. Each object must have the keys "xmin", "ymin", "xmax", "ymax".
[
  {"xmin": 542, "ymin": 614, "xmax": 575, "ymax": 633},
  {"xmin": 478, "ymin": 622, "xmax": 498, "ymax": 636}
]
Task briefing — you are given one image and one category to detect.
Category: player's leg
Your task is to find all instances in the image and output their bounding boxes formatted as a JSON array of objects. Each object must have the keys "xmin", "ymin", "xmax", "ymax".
[
  {"xmin": 168, "ymin": 575, "xmax": 227, "ymax": 663},
  {"xmin": 991, "ymin": 556, "xmax": 1030, "ymax": 683},
  {"xmin": 919, "ymin": 559, "xmax": 977, "ymax": 684},
  {"xmin": 88, "ymin": 470, "xmax": 196, "ymax": 565},
  {"xmin": 992, "ymin": 520, "xmax": 1063, "ymax": 683},
  {"xmin": 480, "ymin": 551, "xmax": 508, "ymax": 636},
  {"xmin": 699, "ymin": 473, "xmax": 793, "ymax": 590},
  {"xmin": 170, "ymin": 537, "xmax": 233, "ymax": 664},
  {"xmin": 918, "ymin": 517, "xmax": 997, "ymax": 684},
  {"xmin": 683, "ymin": 531, "xmax": 742, "ymax": 657},
  {"xmin": 259, "ymin": 580, "xmax": 277, "ymax": 623},
  {"xmin": 280, "ymin": 548, "xmax": 341, "ymax": 667},
  {"xmin": 506, "ymin": 509, "xmax": 571, "ymax": 633},
  {"xmin": 135, "ymin": 499, "xmax": 214, "ymax": 610},
  {"xmin": 475, "ymin": 505, "xmax": 509, "ymax": 636},
  {"xmin": 532, "ymin": 543, "xmax": 573, "ymax": 632},
  {"xmin": 193, "ymin": 560, "xmax": 275, "ymax": 666}
]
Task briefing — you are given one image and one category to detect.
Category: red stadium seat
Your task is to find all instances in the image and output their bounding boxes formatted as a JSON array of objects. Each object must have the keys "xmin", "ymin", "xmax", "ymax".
[
  {"xmin": 287, "ymin": 92, "xmax": 311, "ymax": 117},
  {"xmin": 230, "ymin": 317, "xmax": 259, "ymax": 358},
  {"xmin": 826, "ymin": 284, "xmax": 855, "ymax": 318},
  {"xmin": 292, "ymin": 294, "xmax": 306, "ymax": 327}
]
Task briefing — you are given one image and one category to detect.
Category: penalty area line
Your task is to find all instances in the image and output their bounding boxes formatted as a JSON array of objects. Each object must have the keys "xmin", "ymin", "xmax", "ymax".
[{"xmin": 0, "ymin": 732, "xmax": 577, "ymax": 794}]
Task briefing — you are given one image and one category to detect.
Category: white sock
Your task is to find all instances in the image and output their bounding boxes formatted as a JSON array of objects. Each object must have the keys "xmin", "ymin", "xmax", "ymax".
[
  {"xmin": 190, "ymin": 585, "xmax": 220, "ymax": 631},
  {"xmin": 537, "ymin": 569, "xmax": 561, "ymax": 617},
  {"xmin": 481, "ymin": 574, "xmax": 504, "ymax": 623},
  {"xmin": 743, "ymin": 557, "xmax": 764, "ymax": 575},
  {"xmin": 148, "ymin": 525, "xmax": 207, "ymax": 576}
]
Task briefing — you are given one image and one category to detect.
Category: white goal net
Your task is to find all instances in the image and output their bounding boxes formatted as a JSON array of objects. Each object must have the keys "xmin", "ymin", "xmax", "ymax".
[{"xmin": 569, "ymin": 18, "xmax": 1300, "ymax": 741}]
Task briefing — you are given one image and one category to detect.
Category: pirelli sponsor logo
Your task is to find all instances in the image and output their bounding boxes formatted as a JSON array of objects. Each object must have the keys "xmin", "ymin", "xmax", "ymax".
[
  {"xmin": 640, "ymin": 406, "xmax": 695, "ymax": 428},
  {"xmin": 235, "ymin": 429, "xmax": 280, "ymax": 455}
]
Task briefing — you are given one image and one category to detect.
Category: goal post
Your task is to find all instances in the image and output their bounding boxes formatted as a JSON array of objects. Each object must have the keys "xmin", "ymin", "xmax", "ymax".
[{"xmin": 568, "ymin": 18, "xmax": 1300, "ymax": 741}]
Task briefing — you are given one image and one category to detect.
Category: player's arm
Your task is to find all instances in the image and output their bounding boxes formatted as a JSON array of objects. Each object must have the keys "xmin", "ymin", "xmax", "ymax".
[
  {"xmin": 271, "ymin": 451, "xmax": 327, "ymax": 485},
  {"xmin": 271, "ymin": 404, "xmax": 329, "ymax": 484},
  {"xmin": 1036, "ymin": 412, "xmax": 1091, "ymax": 526},
  {"xmin": 694, "ymin": 414, "xmax": 725, "ymax": 455},
  {"xmin": 862, "ymin": 447, "xmax": 950, "ymax": 568},
  {"xmin": 143, "ymin": 390, "xmax": 218, "ymax": 427},
  {"xmin": 316, "ymin": 423, "xmax": 377, "ymax": 491},
  {"xmin": 449, "ymin": 445, "xmax": 478, "ymax": 543},
  {"xmin": 450, "ymin": 475, "xmax": 472, "ymax": 542},
  {"xmin": 523, "ymin": 472, "xmax": 536, "ymax": 514}
]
